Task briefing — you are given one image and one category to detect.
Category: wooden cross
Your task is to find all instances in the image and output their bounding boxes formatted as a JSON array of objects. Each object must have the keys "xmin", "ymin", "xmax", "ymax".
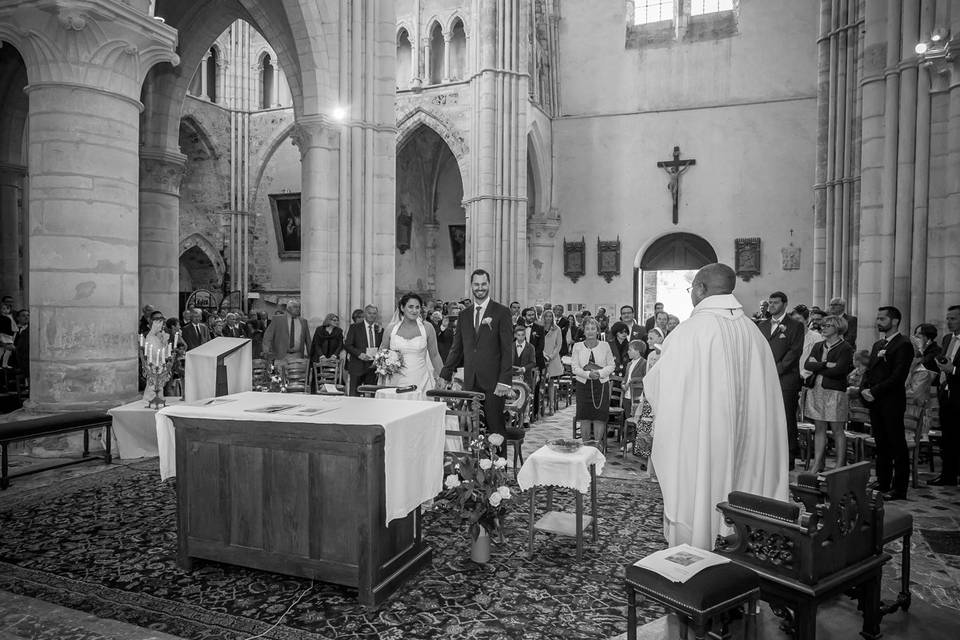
[{"xmin": 657, "ymin": 146, "xmax": 696, "ymax": 225}]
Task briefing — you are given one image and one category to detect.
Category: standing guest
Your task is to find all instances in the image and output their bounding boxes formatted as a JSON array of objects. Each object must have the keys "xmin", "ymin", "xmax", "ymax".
[
  {"xmin": 165, "ymin": 317, "xmax": 186, "ymax": 351},
  {"xmin": 829, "ymin": 297, "xmax": 858, "ymax": 348},
  {"xmin": 512, "ymin": 324, "xmax": 536, "ymax": 389},
  {"xmin": 428, "ymin": 310, "xmax": 453, "ymax": 362},
  {"xmin": 211, "ymin": 317, "xmax": 225, "ymax": 337},
  {"xmin": 440, "ymin": 269, "xmax": 515, "ymax": 451},
  {"xmin": 803, "ymin": 315, "xmax": 854, "ymax": 472},
  {"xmin": 930, "ymin": 305, "xmax": 960, "ymax": 486},
  {"xmin": 845, "ymin": 350, "xmax": 871, "ymax": 433},
  {"xmin": 623, "ymin": 340, "xmax": 649, "ymax": 460},
  {"xmin": 262, "ymin": 300, "xmax": 311, "ymax": 378},
  {"xmin": 555, "ymin": 305, "xmax": 571, "ymax": 356},
  {"xmin": 509, "ymin": 301, "xmax": 522, "ymax": 325},
  {"xmin": 793, "ymin": 304, "xmax": 823, "ymax": 384},
  {"xmin": 752, "ymin": 299, "xmax": 770, "ymax": 322},
  {"xmin": 757, "ymin": 291, "xmax": 805, "ymax": 469},
  {"xmin": 607, "ymin": 321, "xmax": 631, "ymax": 377},
  {"xmin": 350, "ymin": 308, "xmax": 364, "ymax": 325},
  {"xmin": 0, "ymin": 296, "xmax": 17, "ymax": 369},
  {"xmin": 615, "ymin": 305, "xmax": 648, "ymax": 343},
  {"xmin": 565, "ymin": 314, "xmax": 582, "ymax": 349},
  {"xmin": 666, "ymin": 315, "xmax": 680, "ymax": 334},
  {"xmin": 648, "ymin": 310, "xmax": 669, "ymax": 343},
  {"xmin": 644, "ymin": 302, "xmax": 665, "ymax": 332},
  {"xmin": 522, "ymin": 307, "xmax": 546, "ymax": 419},
  {"xmin": 181, "ymin": 309, "xmax": 193, "ymax": 326},
  {"xmin": 344, "ymin": 304, "xmax": 382, "ymax": 395},
  {"xmin": 645, "ymin": 263, "xmax": 788, "ymax": 550},
  {"xmin": 541, "ymin": 309, "xmax": 563, "ymax": 411},
  {"xmin": 595, "ymin": 307, "xmax": 610, "ymax": 334},
  {"xmin": 622, "ymin": 339, "xmax": 647, "ymax": 413},
  {"xmin": 857, "ymin": 306, "xmax": 914, "ymax": 500},
  {"xmin": 309, "ymin": 313, "xmax": 344, "ymax": 363},
  {"xmin": 571, "ymin": 317, "xmax": 616, "ymax": 443},
  {"xmin": 139, "ymin": 304, "xmax": 155, "ymax": 335},
  {"xmin": 182, "ymin": 309, "xmax": 211, "ymax": 351},
  {"xmin": 11, "ymin": 309, "xmax": 29, "ymax": 378},
  {"xmin": 911, "ymin": 323, "xmax": 941, "ymax": 373},
  {"xmin": 809, "ymin": 307, "xmax": 826, "ymax": 332},
  {"xmin": 221, "ymin": 313, "xmax": 245, "ymax": 338},
  {"xmin": 646, "ymin": 329, "xmax": 664, "ymax": 370},
  {"xmin": 257, "ymin": 310, "xmax": 271, "ymax": 329},
  {"xmin": 246, "ymin": 312, "xmax": 265, "ymax": 358}
]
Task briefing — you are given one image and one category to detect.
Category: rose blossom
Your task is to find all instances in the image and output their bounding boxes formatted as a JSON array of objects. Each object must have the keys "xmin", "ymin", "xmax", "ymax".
[
  {"xmin": 488, "ymin": 433, "xmax": 505, "ymax": 447},
  {"xmin": 497, "ymin": 486, "xmax": 511, "ymax": 499},
  {"xmin": 444, "ymin": 474, "xmax": 461, "ymax": 489},
  {"xmin": 493, "ymin": 458, "xmax": 507, "ymax": 469},
  {"xmin": 488, "ymin": 492, "xmax": 503, "ymax": 507},
  {"xmin": 479, "ymin": 458, "xmax": 493, "ymax": 470}
]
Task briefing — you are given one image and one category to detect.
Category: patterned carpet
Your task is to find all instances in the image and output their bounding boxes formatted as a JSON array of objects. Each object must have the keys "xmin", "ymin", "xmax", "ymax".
[{"xmin": 0, "ymin": 460, "xmax": 666, "ymax": 640}]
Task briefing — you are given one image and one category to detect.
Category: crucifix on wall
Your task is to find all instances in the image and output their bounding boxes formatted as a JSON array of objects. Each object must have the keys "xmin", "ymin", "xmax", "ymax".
[{"xmin": 657, "ymin": 145, "xmax": 696, "ymax": 225}]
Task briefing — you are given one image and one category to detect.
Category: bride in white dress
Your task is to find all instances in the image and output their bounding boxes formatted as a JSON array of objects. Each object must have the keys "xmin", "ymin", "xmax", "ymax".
[{"xmin": 380, "ymin": 293, "xmax": 445, "ymax": 400}]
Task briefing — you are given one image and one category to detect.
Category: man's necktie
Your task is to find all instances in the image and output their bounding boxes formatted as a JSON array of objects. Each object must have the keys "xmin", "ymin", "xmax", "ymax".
[
  {"xmin": 289, "ymin": 316, "xmax": 295, "ymax": 350},
  {"xmin": 367, "ymin": 324, "xmax": 375, "ymax": 349},
  {"xmin": 475, "ymin": 306, "xmax": 482, "ymax": 329}
]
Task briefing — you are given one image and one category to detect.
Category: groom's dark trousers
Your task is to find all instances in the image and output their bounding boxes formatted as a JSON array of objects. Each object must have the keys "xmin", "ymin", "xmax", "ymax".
[{"xmin": 441, "ymin": 300, "xmax": 515, "ymax": 442}]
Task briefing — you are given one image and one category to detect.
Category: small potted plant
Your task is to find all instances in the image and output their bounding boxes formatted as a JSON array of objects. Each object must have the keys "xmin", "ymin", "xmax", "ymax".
[{"xmin": 439, "ymin": 433, "xmax": 512, "ymax": 563}]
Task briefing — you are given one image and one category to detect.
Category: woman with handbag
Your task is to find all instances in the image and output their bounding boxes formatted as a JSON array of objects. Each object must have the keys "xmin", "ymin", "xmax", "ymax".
[
  {"xmin": 803, "ymin": 314, "xmax": 854, "ymax": 471},
  {"xmin": 571, "ymin": 317, "xmax": 616, "ymax": 443}
]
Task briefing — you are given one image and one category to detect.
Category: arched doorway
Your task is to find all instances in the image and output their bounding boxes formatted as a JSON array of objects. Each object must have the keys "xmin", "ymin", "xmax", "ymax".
[
  {"xmin": 634, "ymin": 233, "xmax": 717, "ymax": 322},
  {"xmin": 395, "ymin": 124, "xmax": 465, "ymax": 303}
]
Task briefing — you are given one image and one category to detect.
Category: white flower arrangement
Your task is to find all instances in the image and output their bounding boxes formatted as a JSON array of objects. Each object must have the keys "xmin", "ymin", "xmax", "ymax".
[{"xmin": 373, "ymin": 347, "xmax": 405, "ymax": 377}]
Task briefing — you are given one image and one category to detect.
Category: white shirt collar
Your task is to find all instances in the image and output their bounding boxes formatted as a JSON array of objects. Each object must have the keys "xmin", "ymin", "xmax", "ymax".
[
  {"xmin": 473, "ymin": 298, "xmax": 490, "ymax": 314},
  {"xmin": 771, "ymin": 312, "xmax": 786, "ymax": 323}
]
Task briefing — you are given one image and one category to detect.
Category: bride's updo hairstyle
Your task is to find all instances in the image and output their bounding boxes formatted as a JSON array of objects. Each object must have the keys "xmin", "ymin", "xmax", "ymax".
[{"xmin": 398, "ymin": 292, "xmax": 424, "ymax": 312}]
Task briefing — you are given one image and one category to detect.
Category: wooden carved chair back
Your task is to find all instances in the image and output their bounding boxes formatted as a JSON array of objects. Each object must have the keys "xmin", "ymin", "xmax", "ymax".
[
  {"xmin": 283, "ymin": 360, "xmax": 309, "ymax": 393},
  {"xmin": 313, "ymin": 357, "xmax": 342, "ymax": 387},
  {"xmin": 506, "ymin": 378, "xmax": 532, "ymax": 427},
  {"xmin": 425, "ymin": 389, "xmax": 486, "ymax": 460}
]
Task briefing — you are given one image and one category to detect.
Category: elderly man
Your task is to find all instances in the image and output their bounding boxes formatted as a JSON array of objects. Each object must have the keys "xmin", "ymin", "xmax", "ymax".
[
  {"xmin": 645, "ymin": 263, "xmax": 788, "ymax": 550},
  {"xmin": 221, "ymin": 312, "xmax": 245, "ymax": 338},
  {"xmin": 182, "ymin": 309, "xmax": 211, "ymax": 351},
  {"xmin": 262, "ymin": 300, "xmax": 310, "ymax": 376},
  {"xmin": 829, "ymin": 297, "xmax": 858, "ymax": 348},
  {"xmin": 344, "ymin": 304, "xmax": 382, "ymax": 396}
]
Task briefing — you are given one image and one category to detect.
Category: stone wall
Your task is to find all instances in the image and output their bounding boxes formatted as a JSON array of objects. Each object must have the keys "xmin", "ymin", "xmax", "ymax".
[{"xmin": 546, "ymin": 0, "xmax": 818, "ymax": 312}]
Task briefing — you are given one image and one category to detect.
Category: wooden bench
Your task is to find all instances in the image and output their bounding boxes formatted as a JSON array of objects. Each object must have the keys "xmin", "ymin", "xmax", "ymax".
[{"xmin": 0, "ymin": 411, "xmax": 113, "ymax": 489}]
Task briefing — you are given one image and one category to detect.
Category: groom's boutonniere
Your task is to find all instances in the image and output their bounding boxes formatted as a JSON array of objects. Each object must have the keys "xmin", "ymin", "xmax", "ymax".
[
  {"xmin": 481, "ymin": 317, "xmax": 493, "ymax": 329},
  {"xmin": 776, "ymin": 324, "xmax": 786, "ymax": 338},
  {"xmin": 877, "ymin": 349, "xmax": 887, "ymax": 360}
]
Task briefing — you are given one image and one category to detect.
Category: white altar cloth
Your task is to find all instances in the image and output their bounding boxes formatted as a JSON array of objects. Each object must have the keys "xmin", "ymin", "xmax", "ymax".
[
  {"xmin": 184, "ymin": 337, "xmax": 252, "ymax": 402},
  {"xmin": 107, "ymin": 398, "xmax": 182, "ymax": 459},
  {"xmin": 157, "ymin": 391, "xmax": 446, "ymax": 524},
  {"xmin": 517, "ymin": 444, "xmax": 605, "ymax": 494}
]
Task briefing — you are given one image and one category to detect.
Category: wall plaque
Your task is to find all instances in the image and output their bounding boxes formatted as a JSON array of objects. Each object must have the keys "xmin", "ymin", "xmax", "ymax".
[
  {"xmin": 781, "ymin": 246, "xmax": 801, "ymax": 270},
  {"xmin": 735, "ymin": 237, "xmax": 761, "ymax": 281},
  {"xmin": 597, "ymin": 236, "xmax": 621, "ymax": 283},
  {"xmin": 563, "ymin": 237, "xmax": 586, "ymax": 283}
]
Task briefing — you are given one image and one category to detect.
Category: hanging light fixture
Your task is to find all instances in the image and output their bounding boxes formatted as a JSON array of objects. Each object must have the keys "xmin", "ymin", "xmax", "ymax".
[{"xmin": 915, "ymin": 28, "xmax": 956, "ymax": 74}]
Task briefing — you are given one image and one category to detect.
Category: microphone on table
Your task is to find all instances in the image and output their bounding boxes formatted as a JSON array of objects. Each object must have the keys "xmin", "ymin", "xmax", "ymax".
[{"xmin": 396, "ymin": 385, "xmax": 418, "ymax": 394}]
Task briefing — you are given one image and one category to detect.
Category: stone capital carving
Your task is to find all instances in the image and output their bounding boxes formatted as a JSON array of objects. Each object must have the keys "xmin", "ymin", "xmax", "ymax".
[
  {"xmin": 139, "ymin": 148, "xmax": 186, "ymax": 194},
  {"xmin": 527, "ymin": 215, "xmax": 561, "ymax": 248},
  {"xmin": 290, "ymin": 115, "xmax": 339, "ymax": 159},
  {"xmin": 0, "ymin": 0, "xmax": 179, "ymax": 101}
]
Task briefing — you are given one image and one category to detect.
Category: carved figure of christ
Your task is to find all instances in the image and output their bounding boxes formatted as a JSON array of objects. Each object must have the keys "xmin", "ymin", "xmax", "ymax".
[{"xmin": 656, "ymin": 146, "xmax": 696, "ymax": 225}]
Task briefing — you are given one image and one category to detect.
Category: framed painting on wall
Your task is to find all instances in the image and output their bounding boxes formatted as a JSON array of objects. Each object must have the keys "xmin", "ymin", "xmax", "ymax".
[
  {"xmin": 269, "ymin": 193, "xmax": 301, "ymax": 259},
  {"xmin": 448, "ymin": 224, "xmax": 466, "ymax": 269},
  {"xmin": 563, "ymin": 237, "xmax": 586, "ymax": 283}
]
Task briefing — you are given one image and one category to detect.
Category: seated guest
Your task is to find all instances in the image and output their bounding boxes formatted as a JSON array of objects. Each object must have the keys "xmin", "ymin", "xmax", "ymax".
[
  {"xmin": 803, "ymin": 314, "xmax": 854, "ymax": 472},
  {"xmin": 845, "ymin": 349, "xmax": 871, "ymax": 432},
  {"xmin": 512, "ymin": 324, "xmax": 536, "ymax": 390},
  {"xmin": 310, "ymin": 313, "xmax": 344, "ymax": 361},
  {"xmin": 607, "ymin": 321, "xmax": 631, "ymax": 377},
  {"xmin": 911, "ymin": 323, "xmax": 941, "ymax": 373},
  {"xmin": 541, "ymin": 309, "xmax": 563, "ymax": 411},
  {"xmin": 571, "ymin": 318, "xmax": 616, "ymax": 442}
]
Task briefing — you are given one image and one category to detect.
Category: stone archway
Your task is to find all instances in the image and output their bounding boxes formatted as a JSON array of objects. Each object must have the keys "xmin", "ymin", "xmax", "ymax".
[
  {"xmin": 180, "ymin": 234, "xmax": 226, "ymax": 293},
  {"xmin": 634, "ymin": 233, "xmax": 717, "ymax": 322}
]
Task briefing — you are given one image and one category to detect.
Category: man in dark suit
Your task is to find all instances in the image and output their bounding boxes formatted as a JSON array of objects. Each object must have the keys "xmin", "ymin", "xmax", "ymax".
[
  {"xmin": 616, "ymin": 305, "xmax": 648, "ymax": 343},
  {"xmin": 930, "ymin": 305, "xmax": 960, "ymax": 486},
  {"xmin": 757, "ymin": 291, "xmax": 805, "ymax": 469},
  {"xmin": 512, "ymin": 324, "xmax": 536, "ymax": 389},
  {"xmin": 644, "ymin": 302, "xmax": 664, "ymax": 332},
  {"xmin": 262, "ymin": 300, "xmax": 310, "ymax": 376},
  {"xmin": 343, "ymin": 304, "xmax": 382, "ymax": 396},
  {"xmin": 440, "ymin": 269, "xmax": 514, "ymax": 446},
  {"xmin": 554, "ymin": 304, "xmax": 571, "ymax": 356},
  {"xmin": 859, "ymin": 306, "xmax": 914, "ymax": 499},
  {"xmin": 829, "ymin": 297, "xmax": 858, "ymax": 349},
  {"xmin": 522, "ymin": 307, "xmax": 546, "ymax": 420},
  {"xmin": 221, "ymin": 313, "xmax": 245, "ymax": 338},
  {"xmin": 182, "ymin": 309, "xmax": 211, "ymax": 350}
]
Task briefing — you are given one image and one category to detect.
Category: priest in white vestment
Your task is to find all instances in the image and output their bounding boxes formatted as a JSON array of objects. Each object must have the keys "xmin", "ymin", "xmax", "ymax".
[{"xmin": 645, "ymin": 263, "xmax": 789, "ymax": 550}]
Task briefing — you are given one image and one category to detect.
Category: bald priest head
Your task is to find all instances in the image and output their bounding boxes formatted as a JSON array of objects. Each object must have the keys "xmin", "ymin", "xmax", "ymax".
[{"xmin": 689, "ymin": 263, "xmax": 736, "ymax": 306}]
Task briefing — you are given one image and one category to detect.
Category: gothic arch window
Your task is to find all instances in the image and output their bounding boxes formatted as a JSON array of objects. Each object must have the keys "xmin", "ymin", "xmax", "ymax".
[
  {"xmin": 206, "ymin": 47, "xmax": 219, "ymax": 103},
  {"xmin": 449, "ymin": 19, "xmax": 466, "ymax": 81},
  {"xmin": 260, "ymin": 53, "xmax": 274, "ymax": 108},
  {"xmin": 691, "ymin": 0, "xmax": 734, "ymax": 15},
  {"xmin": 429, "ymin": 22, "xmax": 444, "ymax": 85},
  {"xmin": 633, "ymin": 0, "xmax": 673, "ymax": 25},
  {"xmin": 397, "ymin": 28, "xmax": 412, "ymax": 89}
]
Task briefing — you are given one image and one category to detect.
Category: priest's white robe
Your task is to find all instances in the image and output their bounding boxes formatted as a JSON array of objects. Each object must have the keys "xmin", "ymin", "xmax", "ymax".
[{"xmin": 646, "ymin": 294, "xmax": 789, "ymax": 550}]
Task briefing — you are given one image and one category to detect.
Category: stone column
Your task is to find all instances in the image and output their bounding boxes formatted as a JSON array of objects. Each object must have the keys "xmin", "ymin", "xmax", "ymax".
[
  {"xmin": 200, "ymin": 51, "xmax": 210, "ymax": 100},
  {"xmin": 293, "ymin": 116, "xmax": 342, "ymax": 325},
  {"xmin": 527, "ymin": 215, "xmax": 560, "ymax": 304},
  {"xmin": 442, "ymin": 32, "xmax": 452, "ymax": 83},
  {"xmin": 467, "ymin": 0, "xmax": 529, "ymax": 303},
  {"xmin": 0, "ymin": 0, "xmax": 178, "ymax": 411},
  {"xmin": 139, "ymin": 148, "xmax": 186, "ymax": 317}
]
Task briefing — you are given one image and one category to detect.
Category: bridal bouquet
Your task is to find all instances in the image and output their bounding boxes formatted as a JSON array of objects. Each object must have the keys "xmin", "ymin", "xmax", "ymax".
[
  {"xmin": 373, "ymin": 347, "xmax": 405, "ymax": 377},
  {"xmin": 439, "ymin": 433, "xmax": 512, "ymax": 541}
]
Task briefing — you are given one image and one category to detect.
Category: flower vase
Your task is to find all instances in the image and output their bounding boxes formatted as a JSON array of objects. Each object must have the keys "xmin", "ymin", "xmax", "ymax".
[{"xmin": 470, "ymin": 526, "xmax": 491, "ymax": 564}]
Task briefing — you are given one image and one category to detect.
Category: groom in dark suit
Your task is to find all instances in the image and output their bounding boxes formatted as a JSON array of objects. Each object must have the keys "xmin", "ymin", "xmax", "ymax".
[{"xmin": 440, "ymin": 269, "xmax": 515, "ymax": 444}]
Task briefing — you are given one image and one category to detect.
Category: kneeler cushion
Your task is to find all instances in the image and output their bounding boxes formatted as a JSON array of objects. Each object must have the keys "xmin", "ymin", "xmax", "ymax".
[{"xmin": 625, "ymin": 562, "xmax": 758, "ymax": 613}]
